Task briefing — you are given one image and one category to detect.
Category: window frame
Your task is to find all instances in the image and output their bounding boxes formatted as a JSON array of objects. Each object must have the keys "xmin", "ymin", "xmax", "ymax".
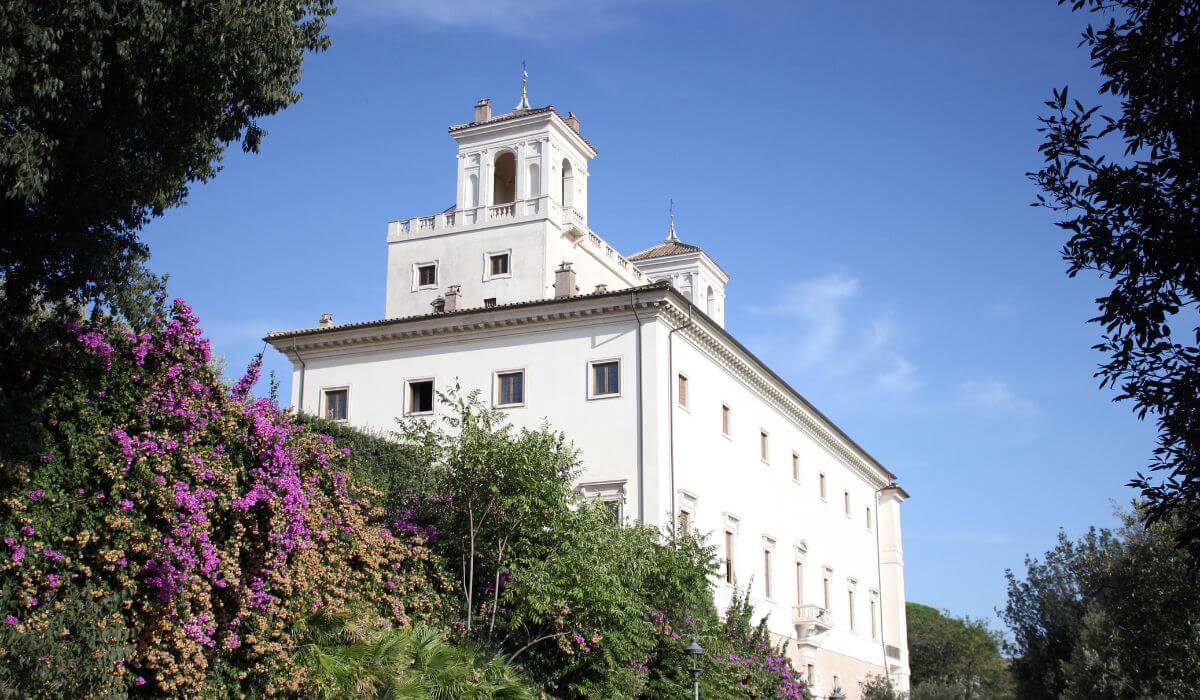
[
  {"xmin": 587, "ymin": 358, "xmax": 622, "ymax": 400},
  {"xmin": 847, "ymin": 579, "xmax": 858, "ymax": 632},
  {"xmin": 493, "ymin": 368, "xmax": 526, "ymax": 408},
  {"xmin": 818, "ymin": 472, "xmax": 828, "ymax": 501},
  {"xmin": 762, "ymin": 537, "xmax": 776, "ymax": 600},
  {"xmin": 405, "ymin": 377, "xmax": 436, "ymax": 416},
  {"xmin": 792, "ymin": 451, "xmax": 801, "ymax": 484},
  {"xmin": 844, "ymin": 489, "xmax": 852, "ymax": 518},
  {"xmin": 579, "ymin": 480, "xmax": 627, "ymax": 525},
  {"xmin": 721, "ymin": 403, "xmax": 732, "ymax": 439},
  {"xmin": 759, "ymin": 428, "xmax": 770, "ymax": 464},
  {"xmin": 321, "ymin": 386, "xmax": 350, "ymax": 422},
  {"xmin": 722, "ymin": 514, "xmax": 740, "ymax": 585},
  {"xmin": 412, "ymin": 261, "xmax": 439, "ymax": 291},
  {"xmin": 676, "ymin": 372, "xmax": 689, "ymax": 409},
  {"xmin": 482, "ymin": 249, "xmax": 513, "ymax": 281}
]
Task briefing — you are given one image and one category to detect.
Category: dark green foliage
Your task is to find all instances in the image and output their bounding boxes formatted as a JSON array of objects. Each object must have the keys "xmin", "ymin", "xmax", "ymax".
[
  {"xmin": 1002, "ymin": 508, "xmax": 1200, "ymax": 698},
  {"xmin": 905, "ymin": 602, "xmax": 1011, "ymax": 699},
  {"xmin": 1031, "ymin": 0, "xmax": 1200, "ymax": 562},
  {"xmin": 0, "ymin": 584, "xmax": 133, "ymax": 699},
  {"xmin": 0, "ymin": 0, "xmax": 334, "ymax": 311}
]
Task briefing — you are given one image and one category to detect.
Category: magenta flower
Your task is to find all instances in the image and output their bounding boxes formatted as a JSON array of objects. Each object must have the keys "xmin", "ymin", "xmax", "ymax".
[
  {"xmin": 119, "ymin": 499, "xmax": 134, "ymax": 511},
  {"xmin": 4, "ymin": 615, "xmax": 16, "ymax": 625}
]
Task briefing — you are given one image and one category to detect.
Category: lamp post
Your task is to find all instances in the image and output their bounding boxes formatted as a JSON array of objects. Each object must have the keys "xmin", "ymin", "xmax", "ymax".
[{"xmin": 684, "ymin": 636, "xmax": 705, "ymax": 700}]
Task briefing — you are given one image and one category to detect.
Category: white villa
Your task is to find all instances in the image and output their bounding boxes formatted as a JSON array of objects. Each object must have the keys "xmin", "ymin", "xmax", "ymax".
[{"xmin": 266, "ymin": 87, "xmax": 911, "ymax": 698}]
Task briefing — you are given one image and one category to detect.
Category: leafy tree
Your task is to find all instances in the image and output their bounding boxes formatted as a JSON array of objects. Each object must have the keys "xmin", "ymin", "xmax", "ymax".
[
  {"xmin": 1030, "ymin": 0, "xmax": 1200, "ymax": 560},
  {"xmin": 905, "ymin": 602, "xmax": 1011, "ymax": 699},
  {"xmin": 1002, "ymin": 508, "xmax": 1200, "ymax": 698},
  {"xmin": 391, "ymin": 391, "xmax": 807, "ymax": 699},
  {"xmin": 0, "ymin": 0, "xmax": 334, "ymax": 312}
]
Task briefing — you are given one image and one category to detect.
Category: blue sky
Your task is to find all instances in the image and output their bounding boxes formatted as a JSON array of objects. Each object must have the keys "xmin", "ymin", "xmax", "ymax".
[{"xmin": 142, "ymin": 1, "xmax": 1155, "ymax": 626}]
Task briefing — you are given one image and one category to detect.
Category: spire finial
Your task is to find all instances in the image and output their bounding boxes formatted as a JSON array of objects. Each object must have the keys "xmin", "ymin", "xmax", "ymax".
[
  {"xmin": 515, "ymin": 60, "xmax": 530, "ymax": 111},
  {"xmin": 666, "ymin": 198, "xmax": 679, "ymax": 242}
]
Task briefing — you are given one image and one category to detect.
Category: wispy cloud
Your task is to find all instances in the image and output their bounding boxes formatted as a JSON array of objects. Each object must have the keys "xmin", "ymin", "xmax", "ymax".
[
  {"xmin": 346, "ymin": 0, "xmax": 673, "ymax": 35},
  {"xmin": 956, "ymin": 379, "xmax": 1038, "ymax": 417},
  {"xmin": 750, "ymin": 272, "xmax": 923, "ymax": 396}
]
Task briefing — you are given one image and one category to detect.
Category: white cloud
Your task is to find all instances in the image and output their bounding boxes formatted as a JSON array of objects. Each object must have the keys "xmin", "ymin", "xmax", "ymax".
[
  {"xmin": 956, "ymin": 379, "xmax": 1038, "ymax": 417},
  {"xmin": 347, "ymin": 0, "xmax": 672, "ymax": 35},
  {"xmin": 750, "ymin": 271, "xmax": 922, "ymax": 396}
]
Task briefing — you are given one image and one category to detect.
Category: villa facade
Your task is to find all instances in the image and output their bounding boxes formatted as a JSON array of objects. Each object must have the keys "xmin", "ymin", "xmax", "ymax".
[{"xmin": 266, "ymin": 90, "xmax": 911, "ymax": 698}]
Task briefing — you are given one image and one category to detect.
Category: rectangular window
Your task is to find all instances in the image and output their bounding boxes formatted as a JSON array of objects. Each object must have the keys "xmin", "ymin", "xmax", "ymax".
[
  {"xmin": 823, "ymin": 570, "xmax": 832, "ymax": 610},
  {"xmin": 819, "ymin": 473, "xmax": 827, "ymax": 500},
  {"xmin": 760, "ymin": 430, "xmax": 769, "ymax": 462},
  {"xmin": 870, "ymin": 593, "xmax": 879, "ymax": 640},
  {"xmin": 495, "ymin": 370, "xmax": 524, "ymax": 406},
  {"xmin": 763, "ymin": 546, "xmax": 773, "ymax": 599},
  {"xmin": 601, "ymin": 498, "xmax": 622, "ymax": 524},
  {"xmin": 721, "ymin": 403, "xmax": 732, "ymax": 437},
  {"xmin": 407, "ymin": 379, "xmax": 434, "ymax": 414},
  {"xmin": 806, "ymin": 665, "xmax": 815, "ymax": 685},
  {"xmin": 792, "ymin": 452, "xmax": 800, "ymax": 482},
  {"xmin": 677, "ymin": 373, "xmax": 689, "ymax": 408},
  {"xmin": 417, "ymin": 264, "xmax": 437, "ymax": 287},
  {"xmin": 866, "ymin": 506, "xmax": 873, "ymax": 530},
  {"xmin": 323, "ymin": 388, "xmax": 348, "ymax": 421},
  {"xmin": 489, "ymin": 253, "xmax": 510, "ymax": 276},
  {"xmin": 848, "ymin": 587, "xmax": 857, "ymax": 631},
  {"xmin": 724, "ymin": 530, "xmax": 736, "ymax": 584},
  {"xmin": 484, "ymin": 297, "xmax": 497, "ymax": 308},
  {"xmin": 795, "ymin": 561, "xmax": 804, "ymax": 605},
  {"xmin": 679, "ymin": 507, "xmax": 691, "ymax": 532},
  {"xmin": 844, "ymin": 490, "xmax": 851, "ymax": 517},
  {"xmin": 590, "ymin": 360, "xmax": 620, "ymax": 398}
]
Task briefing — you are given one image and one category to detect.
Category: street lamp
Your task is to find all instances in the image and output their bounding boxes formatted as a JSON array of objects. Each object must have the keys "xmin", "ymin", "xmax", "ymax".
[{"xmin": 684, "ymin": 636, "xmax": 705, "ymax": 700}]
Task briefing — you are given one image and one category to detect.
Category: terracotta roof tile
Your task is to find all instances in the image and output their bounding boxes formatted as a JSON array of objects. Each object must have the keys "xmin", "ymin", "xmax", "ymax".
[{"xmin": 628, "ymin": 239, "xmax": 705, "ymax": 261}]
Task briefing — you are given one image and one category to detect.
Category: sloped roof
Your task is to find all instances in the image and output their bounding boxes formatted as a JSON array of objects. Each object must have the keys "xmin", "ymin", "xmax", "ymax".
[
  {"xmin": 448, "ymin": 105, "xmax": 597, "ymax": 153},
  {"xmin": 628, "ymin": 239, "xmax": 705, "ymax": 261}
]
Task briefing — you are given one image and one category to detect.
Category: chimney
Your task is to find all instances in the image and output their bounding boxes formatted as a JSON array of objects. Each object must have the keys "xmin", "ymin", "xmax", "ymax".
[
  {"xmin": 594, "ymin": 283, "xmax": 608, "ymax": 294},
  {"xmin": 474, "ymin": 98, "xmax": 492, "ymax": 123},
  {"xmin": 444, "ymin": 285, "xmax": 461, "ymax": 311},
  {"xmin": 319, "ymin": 312, "xmax": 334, "ymax": 328},
  {"xmin": 565, "ymin": 112, "xmax": 581, "ymax": 133},
  {"xmin": 554, "ymin": 262, "xmax": 577, "ymax": 299},
  {"xmin": 431, "ymin": 296, "xmax": 446, "ymax": 313}
]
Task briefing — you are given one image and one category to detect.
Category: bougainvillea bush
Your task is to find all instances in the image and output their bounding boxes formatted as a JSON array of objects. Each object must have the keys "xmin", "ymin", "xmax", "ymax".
[{"xmin": 0, "ymin": 300, "xmax": 446, "ymax": 696}]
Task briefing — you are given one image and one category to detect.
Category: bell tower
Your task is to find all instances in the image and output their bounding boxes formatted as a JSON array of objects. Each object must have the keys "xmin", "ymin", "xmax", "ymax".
[{"xmin": 448, "ymin": 75, "xmax": 595, "ymax": 229}]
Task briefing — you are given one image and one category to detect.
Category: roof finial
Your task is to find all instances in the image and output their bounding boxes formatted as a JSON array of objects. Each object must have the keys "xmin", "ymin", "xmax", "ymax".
[
  {"xmin": 666, "ymin": 198, "xmax": 679, "ymax": 242},
  {"xmin": 515, "ymin": 60, "xmax": 530, "ymax": 112}
]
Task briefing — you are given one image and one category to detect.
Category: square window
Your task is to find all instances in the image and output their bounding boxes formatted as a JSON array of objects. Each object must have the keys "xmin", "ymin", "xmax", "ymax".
[
  {"xmin": 721, "ymin": 403, "xmax": 732, "ymax": 437},
  {"xmin": 677, "ymin": 373, "xmax": 689, "ymax": 408},
  {"xmin": 489, "ymin": 253, "xmax": 510, "ymax": 276},
  {"xmin": 417, "ymin": 264, "xmax": 437, "ymax": 288},
  {"xmin": 323, "ymin": 388, "xmax": 348, "ymax": 421},
  {"xmin": 407, "ymin": 379, "xmax": 434, "ymax": 414},
  {"xmin": 484, "ymin": 297, "xmax": 497, "ymax": 308},
  {"xmin": 496, "ymin": 370, "xmax": 525, "ymax": 406},
  {"xmin": 590, "ymin": 360, "xmax": 620, "ymax": 398}
]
